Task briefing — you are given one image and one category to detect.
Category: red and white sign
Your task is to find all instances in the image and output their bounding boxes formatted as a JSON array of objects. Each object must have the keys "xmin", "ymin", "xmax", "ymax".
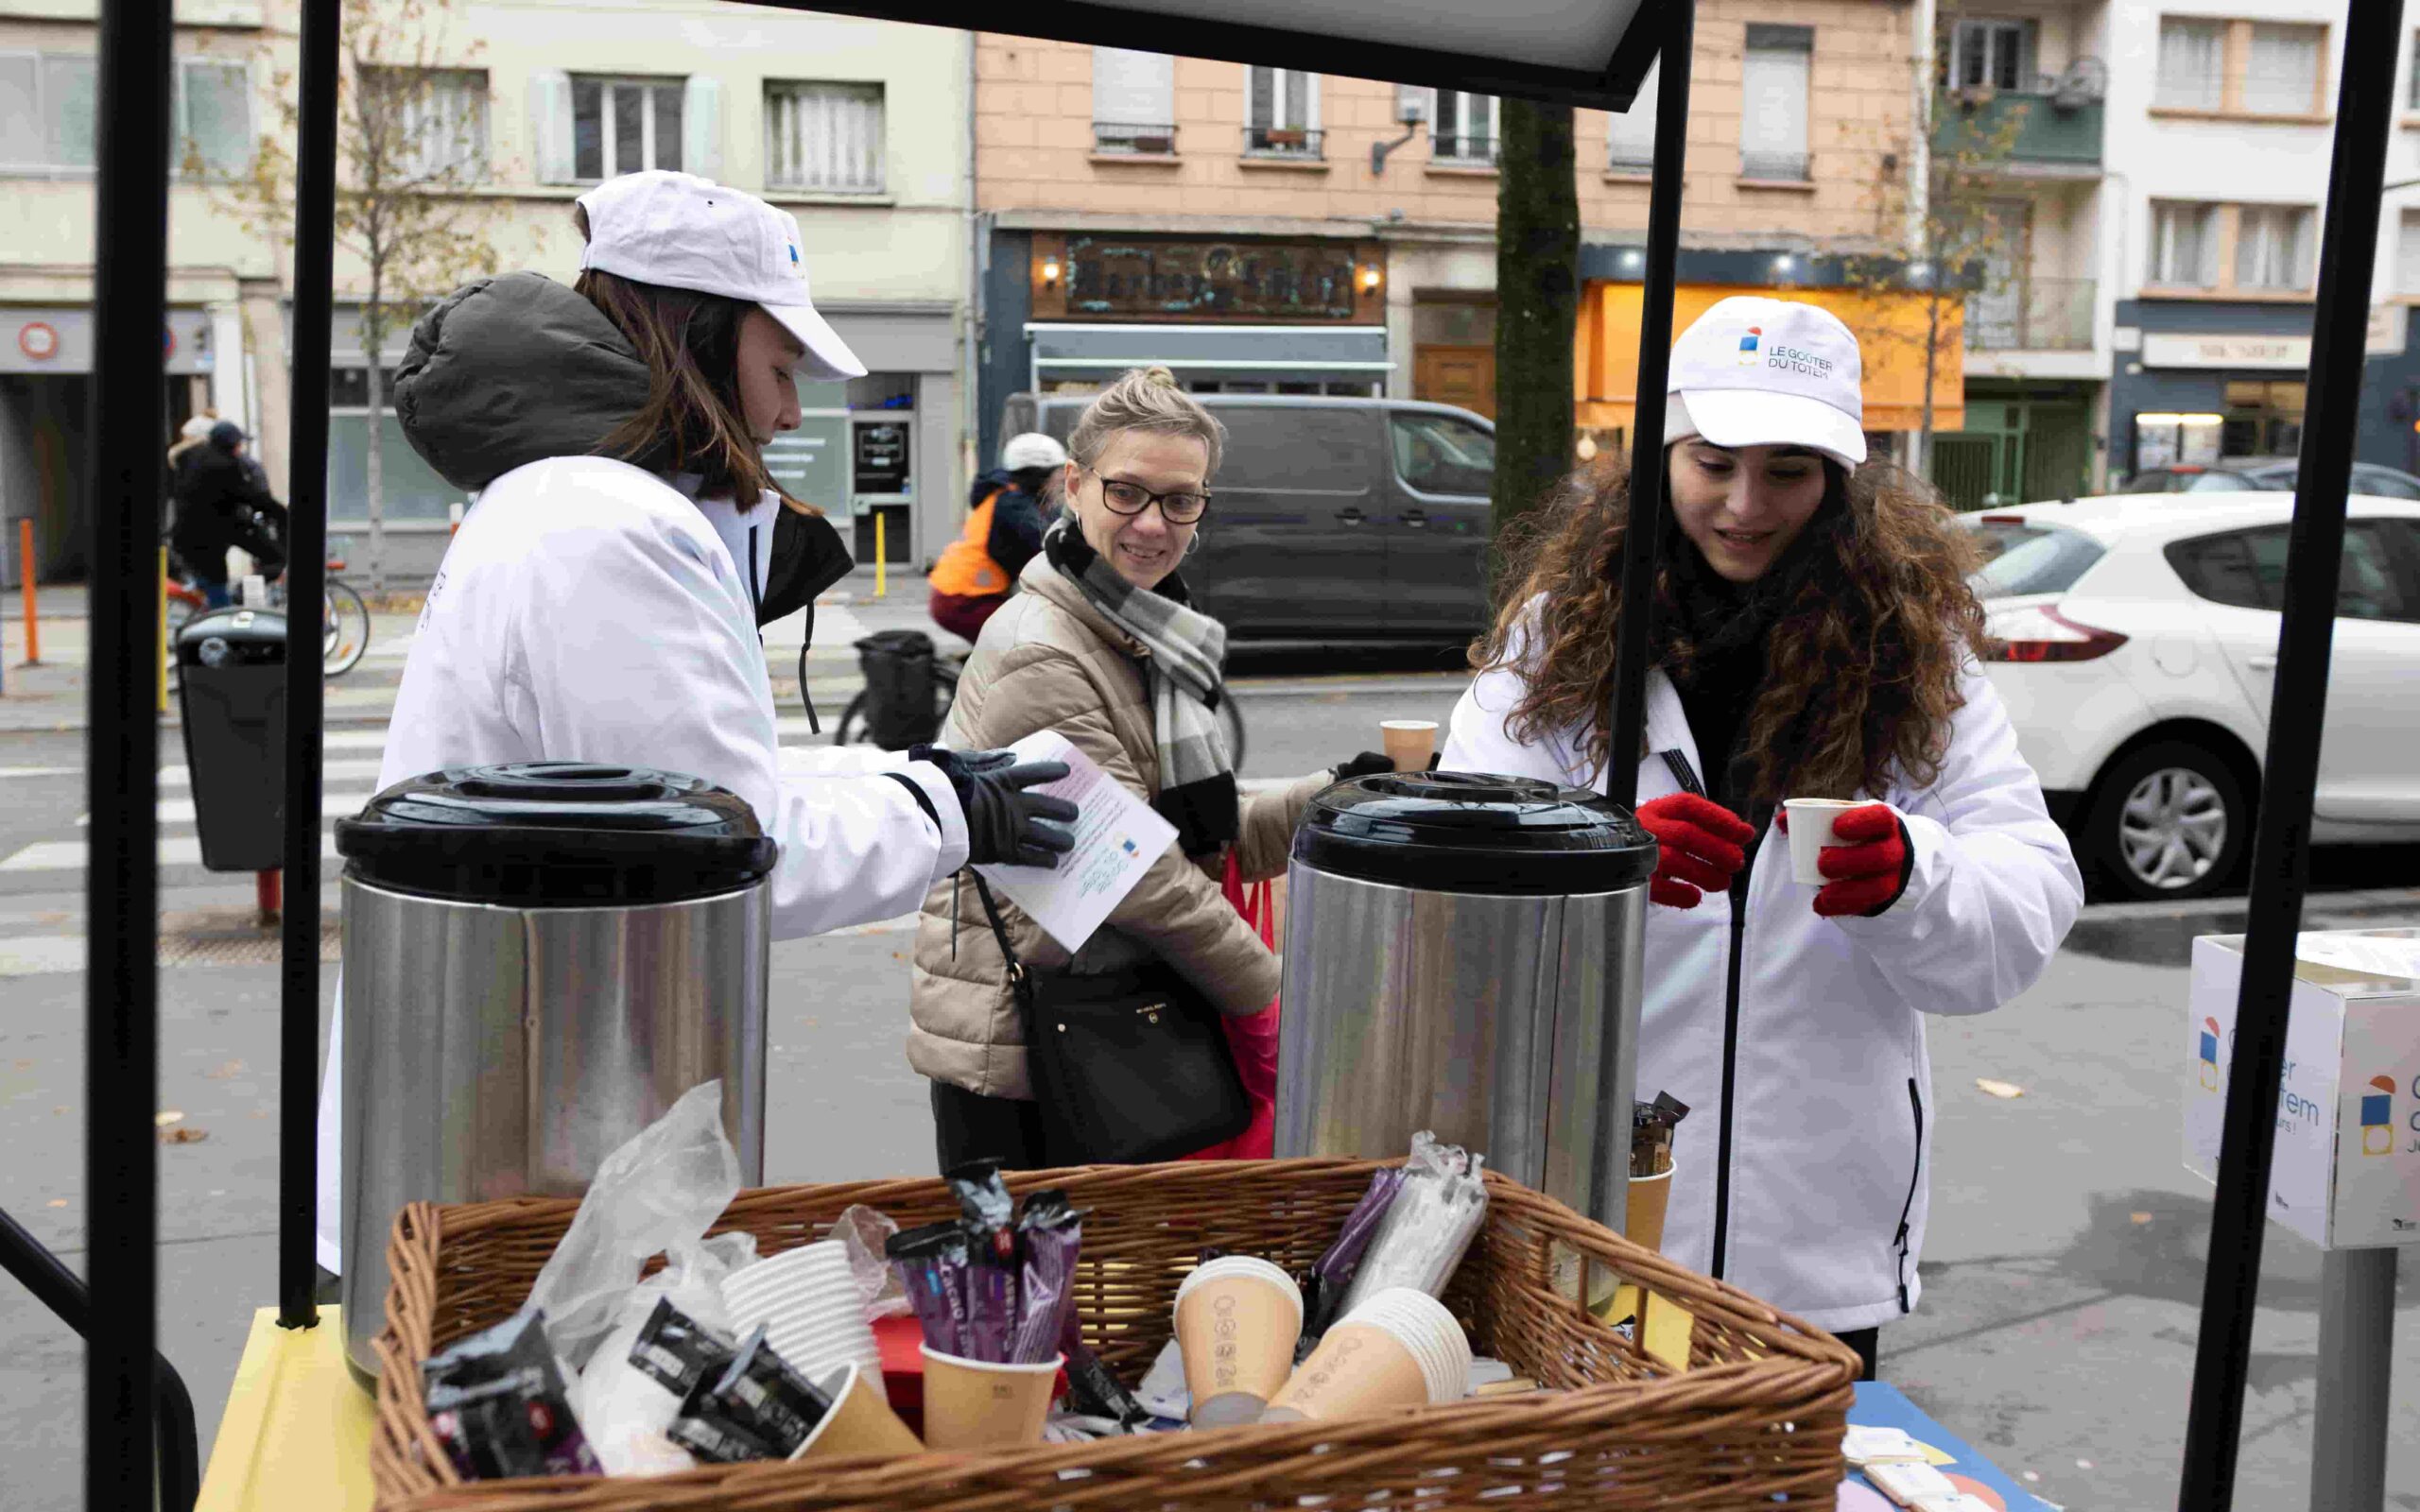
[{"xmin": 17, "ymin": 322, "xmax": 59, "ymax": 361}]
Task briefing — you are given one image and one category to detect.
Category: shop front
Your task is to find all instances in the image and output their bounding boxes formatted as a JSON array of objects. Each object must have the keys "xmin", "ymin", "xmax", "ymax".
[
  {"xmin": 2107, "ymin": 302, "xmax": 2331, "ymax": 484},
  {"xmin": 1, "ymin": 304, "xmax": 226, "ymax": 585},
  {"xmin": 979, "ymin": 227, "xmax": 1391, "ymax": 480}
]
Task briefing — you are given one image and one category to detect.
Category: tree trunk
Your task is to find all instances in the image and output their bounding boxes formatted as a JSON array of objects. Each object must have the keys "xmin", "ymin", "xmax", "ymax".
[
  {"xmin": 1490, "ymin": 98, "xmax": 1580, "ymax": 572},
  {"xmin": 1917, "ymin": 286, "xmax": 1942, "ymax": 482},
  {"xmin": 362, "ymin": 296, "xmax": 387, "ymax": 593}
]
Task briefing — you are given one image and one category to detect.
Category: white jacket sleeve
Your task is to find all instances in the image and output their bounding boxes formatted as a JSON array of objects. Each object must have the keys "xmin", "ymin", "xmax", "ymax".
[
  {"xmin": 510, "ymin": 516, "xmax": 962, "ymax": 938},
  {"xmin": 1829, "ymin": 666, "xmax": 2083, "ymax": 1015}
]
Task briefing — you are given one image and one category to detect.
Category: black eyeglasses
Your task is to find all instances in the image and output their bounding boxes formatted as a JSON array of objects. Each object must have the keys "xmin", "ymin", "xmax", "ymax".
[{"xmin": 1085, "ymin": 468, "xmax": 1211, "ymax": 524}]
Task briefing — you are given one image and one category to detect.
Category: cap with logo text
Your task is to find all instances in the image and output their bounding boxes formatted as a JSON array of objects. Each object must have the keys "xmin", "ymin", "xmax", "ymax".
[
  {"xmin": 576, "ymin": 170, "xmax": 867, "ymax": 381},
  {"xmin": 1663, "ymin": 296, "xmax": 1864, "ymax": 469}
]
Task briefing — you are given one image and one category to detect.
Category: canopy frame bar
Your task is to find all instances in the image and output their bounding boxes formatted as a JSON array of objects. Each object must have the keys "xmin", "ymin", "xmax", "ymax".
[{"xmin": 2175, "ymin": 0, "xmax": 2403, "ymax": 1504}]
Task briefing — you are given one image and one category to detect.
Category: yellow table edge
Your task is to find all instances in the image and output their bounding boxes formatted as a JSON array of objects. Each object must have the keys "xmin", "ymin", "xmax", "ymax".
[{"xmin": 197, "ymin": 1305, "xmax": 379, "ymax": 1512}]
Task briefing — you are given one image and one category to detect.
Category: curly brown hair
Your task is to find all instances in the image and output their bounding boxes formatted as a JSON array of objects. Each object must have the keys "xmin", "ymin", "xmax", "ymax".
[{"xmin": 1472, "ymin": 455, "xmax": 1989, "ymax": 808}]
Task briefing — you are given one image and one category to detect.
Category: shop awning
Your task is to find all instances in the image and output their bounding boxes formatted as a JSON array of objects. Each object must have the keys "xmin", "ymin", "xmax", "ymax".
[
  {"xmin": 1023, "ymin": 322, "xmax": 1393, "ymax": 391},
  {"xmin": 1574, "ymin": 283, "xmax": 1965, "ymax": 437}
]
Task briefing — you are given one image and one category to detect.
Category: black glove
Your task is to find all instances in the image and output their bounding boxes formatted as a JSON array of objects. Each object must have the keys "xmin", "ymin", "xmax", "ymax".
[
  {"xmin": 913, "ymin": 746, "xmax": 1080, "ymax": 868},
  {"xmin": 1333, "ymin": 751, "xmax": 1395, "ymax": 781}
]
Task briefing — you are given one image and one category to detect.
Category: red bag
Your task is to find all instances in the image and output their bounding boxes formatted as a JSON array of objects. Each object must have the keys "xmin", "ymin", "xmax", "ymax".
[{"xmin": 1184, "ymin": 853, "xmax": 1279, "ymax": 1160}]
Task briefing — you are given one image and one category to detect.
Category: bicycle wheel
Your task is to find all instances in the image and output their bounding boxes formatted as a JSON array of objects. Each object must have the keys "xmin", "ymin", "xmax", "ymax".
[
  {"xmin": 321, "ymin": 577, "xmax": 371, "ymax": 678},
  {"xmin": 830, "ymin": 692, "xmax": 870, "ymax": 747}
]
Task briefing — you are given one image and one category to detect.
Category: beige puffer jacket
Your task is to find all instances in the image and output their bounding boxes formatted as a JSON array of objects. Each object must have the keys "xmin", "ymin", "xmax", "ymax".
[{"xmin": 907, "ymin": 555, "xmax": 1328, "ymax": 1100}]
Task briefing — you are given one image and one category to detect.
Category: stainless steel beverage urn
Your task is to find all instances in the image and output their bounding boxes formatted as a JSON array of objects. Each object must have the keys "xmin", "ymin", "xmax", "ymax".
[
  {"xmin": 1276, "ymin": 772, "xmax": 1656, "ymax": 1232},
  {"xmin": 334, "ymin": 763, "xmax": 775, "ymax": 1376}
]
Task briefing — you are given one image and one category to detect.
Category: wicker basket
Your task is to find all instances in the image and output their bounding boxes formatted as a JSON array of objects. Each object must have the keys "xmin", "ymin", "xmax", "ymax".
[{"xmin": 371, "ymin": 1159, "xmax": 1858, "ymax": 1511}]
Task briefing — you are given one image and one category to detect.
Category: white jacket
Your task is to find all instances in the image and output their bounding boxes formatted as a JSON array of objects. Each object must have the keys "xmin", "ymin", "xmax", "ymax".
[
  {"xmin": 316, "ymin": 455, "xmax": 968, "ymax": 1271},
  {"xmin": 1444, "ymin": 641, "xmax": 2081, "ymax": 1333}
]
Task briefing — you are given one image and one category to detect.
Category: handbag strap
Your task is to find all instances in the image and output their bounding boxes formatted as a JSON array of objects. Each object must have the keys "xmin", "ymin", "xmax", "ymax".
[{"xmin": 966, "ymin": 871, "xmax": 1030, "ymax": 995}]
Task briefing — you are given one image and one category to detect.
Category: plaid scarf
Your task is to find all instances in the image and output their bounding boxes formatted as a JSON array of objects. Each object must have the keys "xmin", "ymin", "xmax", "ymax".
[{"xmin": 1044, "ymin": 520, "xmax": 1238, "ymax": 855}]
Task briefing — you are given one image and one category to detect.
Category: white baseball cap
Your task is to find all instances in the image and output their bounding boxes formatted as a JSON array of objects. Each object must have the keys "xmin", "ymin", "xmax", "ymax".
[
  {"xmin": 1663, "ymin": 296, "xmax": 1865, "ymax": 469},
  {"xmin": 577, "ymin": 170, "xmax": 867, "ymax": 381}
]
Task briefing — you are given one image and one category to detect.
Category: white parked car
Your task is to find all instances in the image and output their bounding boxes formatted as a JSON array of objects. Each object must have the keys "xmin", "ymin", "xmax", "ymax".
[{"xmin": 1961, "ymin": 494, "xmax": 2420, "ymax": 900}]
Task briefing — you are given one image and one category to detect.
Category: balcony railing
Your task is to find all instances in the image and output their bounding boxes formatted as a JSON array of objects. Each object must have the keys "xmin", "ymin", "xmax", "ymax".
[
  {"xmin": 1740, "ymin": 149, "xmax": 1812, "ymax": 181},
  {"xmin": 1966, "ymin": 276, "xmax": 2096, "ymax": 352},
  {"xmin": 1093, "ymin": 121, "xmax": 1178, "ymax": 156},
  {"xmin": 1430, "ymin": 132, "xmax": 1498, "ymax": 166},
  {"xmin": 1243, "ymin": 125, "xmax": 1324, "ymax": 159},
  {"xmin": 1932, "ymin": 89, "xmax": 2104, "ymax": 168}
]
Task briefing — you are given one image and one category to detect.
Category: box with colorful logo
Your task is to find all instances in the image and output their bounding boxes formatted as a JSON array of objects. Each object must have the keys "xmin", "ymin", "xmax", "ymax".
[{"xmin": 2186, "ymin": 929, "xmax": 2420, "ymax": 1249}]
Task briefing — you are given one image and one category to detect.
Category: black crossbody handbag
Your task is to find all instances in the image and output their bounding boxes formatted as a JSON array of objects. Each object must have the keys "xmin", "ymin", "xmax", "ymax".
[{"xmin": 967, "ymin": 872, "xmax": 1251, "ymax": 1165}]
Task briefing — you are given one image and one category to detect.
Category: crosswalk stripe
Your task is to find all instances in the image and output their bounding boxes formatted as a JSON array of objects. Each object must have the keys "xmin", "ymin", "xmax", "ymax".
[
  {"xmin": 158, "ymin": 758, "xmax": 387, "ymax": 788},
  {"xmin": 0, "ymin": 834, "xmax": 341, "ymax": 872},
  {"xmin": 79, "ymin": 792, "xmax": 372, "ymax": 826},
  {"xmin": 0, "ymin": 937, "xmax": 85, "ymax": 977},
  {"xmin": 0, "ymin": 766, "xmax": 83, "ymax": 781}
]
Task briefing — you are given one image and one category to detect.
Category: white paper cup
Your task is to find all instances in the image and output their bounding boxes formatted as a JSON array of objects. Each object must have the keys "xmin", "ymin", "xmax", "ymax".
[
  {"xmin": 1782, "ymin": 798, "xmax": 1860, "ymax": 886},
  {"xmin": 1173, "ymin": 1256, "xmax": 1304, "ymax": 1427},
  {"xmin": 1380, "ymin": 719, "xmax": 1440, "ymax": 772}
]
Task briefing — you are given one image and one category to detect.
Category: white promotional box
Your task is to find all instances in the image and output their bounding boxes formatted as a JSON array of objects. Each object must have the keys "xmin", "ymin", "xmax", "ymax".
[{"xmin": 2186, "ymin": 929, "xmax": 2420, "ymax": 1249}]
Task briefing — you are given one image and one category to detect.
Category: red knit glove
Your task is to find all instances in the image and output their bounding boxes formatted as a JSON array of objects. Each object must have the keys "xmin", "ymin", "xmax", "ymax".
[
  {"xmin": 1812, "ymin": 802, "xmax": 1913, "ymax": 918},
  {"xmin": 1634, "ymin": 793, "xmax": 1756, "ymax": 909}
]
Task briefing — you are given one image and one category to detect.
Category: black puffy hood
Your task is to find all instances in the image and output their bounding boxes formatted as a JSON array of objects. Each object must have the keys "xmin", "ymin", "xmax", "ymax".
[{"xmin": 393, "ymin": 271, "xmax": 650, "ymax": 492}]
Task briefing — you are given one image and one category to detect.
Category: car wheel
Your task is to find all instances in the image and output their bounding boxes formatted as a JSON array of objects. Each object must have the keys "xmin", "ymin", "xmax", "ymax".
[{"xmin": 2085, "ymin": 740, "xmax": 2249, "ymax": 901}]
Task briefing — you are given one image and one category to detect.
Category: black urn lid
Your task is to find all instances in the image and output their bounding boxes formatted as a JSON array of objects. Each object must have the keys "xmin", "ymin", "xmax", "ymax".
[{"xmin": 1291, "ymin": 771, "xmax": 1657, "ymax": 896}]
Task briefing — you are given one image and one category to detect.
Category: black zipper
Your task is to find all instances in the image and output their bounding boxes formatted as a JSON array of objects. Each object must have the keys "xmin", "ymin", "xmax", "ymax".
[{"xmin": 1894, "ymin": 1076, "xmax": 1924, "ymax": 1313}]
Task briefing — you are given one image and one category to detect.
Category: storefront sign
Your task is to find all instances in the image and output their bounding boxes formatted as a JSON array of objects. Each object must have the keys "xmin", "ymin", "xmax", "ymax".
[
  {"xmin": 1063, "ymin": 235, "xmax": 1362, "ymax": 320},
  {"xmin": 2140, "ymin": 333, "xmax": 2310, "ymax": 370}
]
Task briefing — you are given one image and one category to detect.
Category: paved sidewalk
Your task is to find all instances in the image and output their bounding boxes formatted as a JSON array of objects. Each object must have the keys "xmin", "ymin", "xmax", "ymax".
[{"xmin": 0, "ymin": 566, "xmax": 956, "ymax": 735}]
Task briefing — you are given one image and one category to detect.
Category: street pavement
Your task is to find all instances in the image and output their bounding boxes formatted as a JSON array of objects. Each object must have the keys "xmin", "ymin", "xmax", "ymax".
[{"xmin": 2, "ymin": 578, "xmax": 2417, "ymax": 1506}]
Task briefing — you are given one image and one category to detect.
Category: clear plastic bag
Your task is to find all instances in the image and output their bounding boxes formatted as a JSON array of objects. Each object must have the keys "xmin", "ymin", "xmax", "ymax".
[
  {"xmin": 1341, "ymin": 1131, "xmax": 1487, "ymax": 1311},
  {"xmin": 833, "ymin": 1204, "xmax": 911, "ymax": 1319}
]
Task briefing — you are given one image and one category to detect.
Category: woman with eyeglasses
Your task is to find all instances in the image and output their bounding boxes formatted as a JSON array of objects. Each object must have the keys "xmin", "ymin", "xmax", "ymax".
[{"xmin": 904, "ymin": 366, "xmax": 1393, "ymax": 1168}]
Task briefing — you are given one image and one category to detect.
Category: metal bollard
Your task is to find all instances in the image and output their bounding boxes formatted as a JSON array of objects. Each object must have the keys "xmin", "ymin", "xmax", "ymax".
[
  {"xmin": 18, "ymin": 519, "xmax": 36, "ymax": 665},
  {"xmin": 874, "ymin": 511, "xmax": 888, "ymax": 599}
]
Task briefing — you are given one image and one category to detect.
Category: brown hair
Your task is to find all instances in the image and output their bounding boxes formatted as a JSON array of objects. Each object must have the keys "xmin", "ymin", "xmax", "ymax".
[
  {"xmin": 1067, "ymin": 365, "xmax": 1226, "ymax": 477},
  {"xmin": 1472, "ymin": 456, "xmax": 1989, "ymax": 807},
  {"xmin": 571, "ymin": 204, "xmax": 774, "ymax": 501}
]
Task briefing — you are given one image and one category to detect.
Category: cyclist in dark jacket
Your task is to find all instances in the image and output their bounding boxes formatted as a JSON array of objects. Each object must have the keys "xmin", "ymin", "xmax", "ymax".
[{"xmin": 169, "ymin": 421, "xmax": 287, "ymax": 606}]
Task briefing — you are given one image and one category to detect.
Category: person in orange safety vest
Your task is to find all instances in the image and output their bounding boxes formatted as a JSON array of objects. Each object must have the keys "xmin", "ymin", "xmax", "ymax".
[{"xmin": 928, "ymin": 431, "xmax": 1064, "ymax": 643}]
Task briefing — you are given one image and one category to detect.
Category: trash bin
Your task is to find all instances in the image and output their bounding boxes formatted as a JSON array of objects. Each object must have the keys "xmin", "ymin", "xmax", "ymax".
[
  {"xmin": 173, "ymin": 606, "xmax": 286, "ymax": 872},
  {"xmin": 1276, "ymin": 772, "xmax": 1658, "ymax": 1233},
  {"xmin": 854, "ymin": 628, "xmax": 940, "ymax": 749},
  {"xmin": 334, "ymin": 762, "xmax": 778, "ymax": 1378}
]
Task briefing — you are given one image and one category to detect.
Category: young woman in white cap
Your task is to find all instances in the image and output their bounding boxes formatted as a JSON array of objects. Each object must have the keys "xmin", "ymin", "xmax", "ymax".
[
  {"xmin": 1444, "ymin": 296, "xmax": 2083, "ymax": 1378},
  {"xmin": 313, "ymin": 171, "xmax": 1076, "ymax": 1275}
]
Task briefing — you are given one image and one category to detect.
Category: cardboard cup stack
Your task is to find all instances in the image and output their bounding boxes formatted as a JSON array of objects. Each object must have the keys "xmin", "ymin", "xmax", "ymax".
[
  {"xmin": 1173, "ymin": 1256, "xmax": 1305, "ymax": 1427},
  {"xmin": 1260, "ymin": 1288, "xmax": 1470, "ymax": 1424},
  {"xmin": 917, "ymin": 1344, "xmax": 1063, "ymax": 1449},
  {"xmin": 1380, "ymin": 719, "xmax": 1439, "ymax": 772},
  {"xmin": 786, "ymin": 1362, "xmax": 925, "ymax": 1463},
  {"xmin": 1625, "ymin": 1160, "xmax": 1676, "ymax": 1252},
  {"xmin": 1782, "ymin": 798, "xmax": 1859, "ymax": 885},
  {"xmin": 721, "ymin": 1241, "xmax": 883, "ymax": 1382}
]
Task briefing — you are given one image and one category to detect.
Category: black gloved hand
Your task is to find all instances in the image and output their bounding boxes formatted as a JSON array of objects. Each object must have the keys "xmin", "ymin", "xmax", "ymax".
[
  {"xmin": 913, "ymin": 746, "xmax": 1080, "ymax": 868},
  {"xmin": 1333, "ymin": 751, "xmax": 1395, "ymax": 781}
]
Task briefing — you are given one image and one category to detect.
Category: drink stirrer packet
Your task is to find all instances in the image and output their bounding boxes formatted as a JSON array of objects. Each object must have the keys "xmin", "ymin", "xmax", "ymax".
[{"xmin": 421, "ymin": 1306, "xmax": 604, "ymax": 1479}]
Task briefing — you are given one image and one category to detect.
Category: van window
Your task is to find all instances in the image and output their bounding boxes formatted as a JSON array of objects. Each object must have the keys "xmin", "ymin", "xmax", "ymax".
[
  {"xmin": 1210, "ymin": 405, "xmax": 1379, "ymax": 491},
  {"xmin": 1390, "ymin": 411, "xmax": 1495, "ymax": 495}
]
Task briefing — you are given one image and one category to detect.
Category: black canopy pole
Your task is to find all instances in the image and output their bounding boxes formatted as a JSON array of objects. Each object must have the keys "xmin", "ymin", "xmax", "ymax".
[
  {"xmin": 280, "ymin": 0, "xmax": 341, "ymax": 1332},
  {"xmin": 2176, "ymin": 2, "xmax": 2402, "ymax": 1505},
  {"xmin": 85, "ymin": 0, "xmax": 170, "ymax": 1500},
  {"xmin": 1604, "ymin": 0, "xmax": 1694, "ymax": 808}
]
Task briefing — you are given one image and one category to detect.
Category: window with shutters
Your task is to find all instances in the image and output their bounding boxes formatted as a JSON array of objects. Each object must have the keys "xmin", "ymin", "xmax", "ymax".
[
  {"xmin": 2398, "ymin": 210, "xmax": 2420, "ymax": 296},
  {"xmin": 1741, "ymin": 24, "xmax": 1812, "ymax": 181},
  {"xmin": 1606, "ymin": 61, "xmax": 1656, "ymax": 172},
  {"xmin": 1430, "ymin": 90, "xmax": 1497, "ymax": 165},
  {"xmin": 1244, "ymin": 66, "xmax": 1319, "ymax": 157},
  {"xmin": 2154, "ymin": 16, "xmax": 2327, "ymax": 118},
  {"xmin": 0, "ymin": 52, "xmax": 99, "ymax": 173},
  {"xmin": 1092, "ymin": 48, "xmax": 1175, "ymax": 155},
  {"xmin": 2148, "ymin": 200, "xmax": 2316, "ymax": 294},
  {"xmin": 766, "ymin": 81, "xmax": 883, "ymax": 193},
  {"xmin": 369, "ymin": 67, "xmax": 487, "ymax": 183},
  {"xmin": 1948, "ymin": 19, "xmax": 2035, "ymax": 91},
  {"xmin": 571, "ymin": 75, "xmax": 683, "ymax": 180}
]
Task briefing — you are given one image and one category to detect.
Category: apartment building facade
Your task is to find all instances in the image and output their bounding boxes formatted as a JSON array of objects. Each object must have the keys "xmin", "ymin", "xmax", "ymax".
[
  {"xmin": 970, "ymin": 1, "xmax": 1960, "ymax": 474},
  {"xmin": 2, "ymin": 0, "xmax": 974, "ymax": 585}
]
